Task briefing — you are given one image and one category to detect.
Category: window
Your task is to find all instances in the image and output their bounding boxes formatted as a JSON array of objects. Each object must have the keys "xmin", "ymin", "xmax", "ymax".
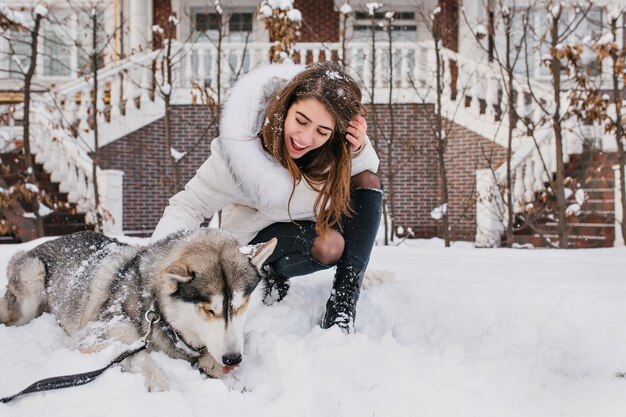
[
  {"xmin": 43, "ymin": 14, "xmax": 73, "ymax": 77},
  {"xmin": 352, "ymin": 11, "xmax": 417, "ymax": 42},
  {"xmin": 192, "ymin": 11, "xmax": 253, "ymax": 42},
  {"xmin": 228, "ymin": 12, "xmax": 253, "ymax": 42},
  {"xmin": 7, "ymin": 29, "xmax": 32, "ymax": 77},
  {"xmin": 348, "ymin": 10, "xmax": 417, "ymax": 87},
  {"xmin": 513, "ymin": 7, "xmax": 603, "ymax": 78},
  {"xmin": 191, "ymin": 10, "xmax": 255, "ymax": 86},
  {"xmin": 4, "ymin": 9, "xmax": 105, "ymax": 79}
]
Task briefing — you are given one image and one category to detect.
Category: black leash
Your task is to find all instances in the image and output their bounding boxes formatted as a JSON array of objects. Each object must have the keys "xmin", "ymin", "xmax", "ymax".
[{"xmin": 0, "ymin": 310, "xmax": 161, "ymax": 404}]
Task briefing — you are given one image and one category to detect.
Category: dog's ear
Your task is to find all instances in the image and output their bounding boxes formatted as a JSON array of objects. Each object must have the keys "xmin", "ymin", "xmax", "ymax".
[
  {"xmin": 241, "ymin": 238, "xmax": 278, "ymax": 270},
  {"xmin": 163, "ymin": 262, "xmax": 193, "ymax": 292}
]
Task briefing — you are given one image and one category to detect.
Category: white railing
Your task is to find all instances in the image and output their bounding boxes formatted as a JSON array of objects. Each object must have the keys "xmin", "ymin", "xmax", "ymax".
[{"xmin": 3, "ymin": 38, "xmax": 613, "ymax": 241}]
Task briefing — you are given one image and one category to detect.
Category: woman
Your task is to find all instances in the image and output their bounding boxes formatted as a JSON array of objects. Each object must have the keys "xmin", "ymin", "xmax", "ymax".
[{"xmin": 152, "ymin": 61, "xmax": 382, "ymax": 334}]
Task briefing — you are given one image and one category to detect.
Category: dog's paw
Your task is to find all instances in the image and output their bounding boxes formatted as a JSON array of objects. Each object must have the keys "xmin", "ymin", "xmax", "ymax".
[
  {"xmin": 123, "ymin": 351, "xmax": 170, "ymax": 391},
  {"xmin": 198, "ymin": 354, "xmax": 224, "ymax": 379},
  {"xmin": 144, "ymin": 372, "xmax": 169, "ymax": 392}
]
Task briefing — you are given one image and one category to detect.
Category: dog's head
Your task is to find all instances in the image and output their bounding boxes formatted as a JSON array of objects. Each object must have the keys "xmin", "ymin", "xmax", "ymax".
[{"xmin": 156, "ymin": 229, "xmax": 276, "ymax": 371}]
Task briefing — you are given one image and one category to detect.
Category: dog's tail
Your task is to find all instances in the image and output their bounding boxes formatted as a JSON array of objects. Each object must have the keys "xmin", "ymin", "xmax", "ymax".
[
  {"xmin": 0, "ymin": 294, "xmax": 8, "ymax": 324},
  {"xmin": 1, "ymin": 251, "xmax": 46, "ymax": 326}
]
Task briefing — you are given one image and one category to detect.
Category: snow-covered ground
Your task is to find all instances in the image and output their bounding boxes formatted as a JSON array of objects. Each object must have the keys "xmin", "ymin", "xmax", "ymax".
[{"xmin": 0, "ymin": 237, "xmax": 625, "ymax": 417}]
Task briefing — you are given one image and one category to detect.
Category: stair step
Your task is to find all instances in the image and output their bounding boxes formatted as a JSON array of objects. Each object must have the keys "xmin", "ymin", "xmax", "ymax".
[
  {"xmin": 583, "ymin": 199, "xmax": 616, "ymax": 211},
  {"xmin": 582, "ymin": 188, "xmax": 614, "ymax": 200},
  {"xmin": 585, "ymin": 178, "xmax": 616, "ymax": 189},
  {"xmin": 511, "ymin": 234, "xmax": 613, "ymax": 249},
  {"xmin": 576, "ymin": 212, "xmax": 615, "ymax": 223}
]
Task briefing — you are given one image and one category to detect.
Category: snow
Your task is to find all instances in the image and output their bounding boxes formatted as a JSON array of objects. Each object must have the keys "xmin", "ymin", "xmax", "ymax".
[
  {"xmin": 550, "ymin": 2, "xmax": 561, "ymax": 19},
  {"xmin": 279, "ymin": 0, "xmax": 294, "ymax": 11},
  {"xmin": 286, "ymin": 9, "xmax": 301, "ymax": 22},
  {"xmin": 565, "ymin": 203, "xmax": 581, "ymax": 216},
  {"xmin": 1, "ymin": 237, "xmax": 626, "ymax": 416},
  {"xmin": 340, "ymin": 3, "xmax": 352, "ymax": 15},
  {"xmin": 474, "ymin": 24, "xmax": 488, "ymax": 39},
  {"xmin": 598, "ymin": 32, "xmax": 614, "ymax": 46},
  {"xmin": 608, "ymin": 5, "xmax": 621, "ymax": 20},
  {"xmin": 0, "ymin": 3, "xmax": 26, "ymax": 27},
  {"xmin": 170, "ymin": 147, "xmax": 186, "ymax": 162},
  {"xmin": 430, "ymin": 203, "xmax": 448, "ymax": 220},
  {"xmin": 324, "ymin": 70, "xmax": 343, "ymax": 80},
  {"xmin": 575, "ymin": 189, "xmax": 586, "ymax": 206},
  {"xmin": 259, "ymin": 4, "xmax": 273, "ymax": 18},
  {"xmin": 366, "ymin": 2, "xmax": 383, "ymax": 16},
  {"xmin": 24, "ymin": 183, "xmax": 38, "ymax": 193},
  {"xmin": 34, "ymin": 5, "xmax": 48, "ymax": 18},
  {"xmin": 38, "ymin": 203, "xmax": 53, "ymax": 217}
]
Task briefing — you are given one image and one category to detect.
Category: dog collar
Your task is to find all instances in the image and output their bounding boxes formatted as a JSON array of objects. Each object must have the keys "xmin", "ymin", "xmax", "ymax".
[
  {"xmin": 150, "ymin": 302, "xmax": 204, "ymax": 358},
  {"xmin": 158, "ymin": 321, "xmax": 204, "ymax": 358}
]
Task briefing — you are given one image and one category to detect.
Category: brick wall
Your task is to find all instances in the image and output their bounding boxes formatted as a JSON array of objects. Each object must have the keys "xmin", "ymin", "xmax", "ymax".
[
  {"xmin": 439, "ymin": 0, "xmax": 459, "ymax": 51},
  {"xmin": 294, "ymin": 0, "xmax": 339, "ymax": 42},
  {"xmin": 100, "ymin": 104, "xmax": 506, "ymax": 241},
  {"xmin": 153, "ymin": 0, "xmax": 175, "ymax": 49},
  {"xmin": 367, "ymin": 103, "xmax": 440, "ymax": 238},
  {"xmin": 444, "ymin": 124, "xmax": 508, "ymax": 241},
  {"xmin": 99, "ymin": 105, "xmax": 218, "ymax": 234}
]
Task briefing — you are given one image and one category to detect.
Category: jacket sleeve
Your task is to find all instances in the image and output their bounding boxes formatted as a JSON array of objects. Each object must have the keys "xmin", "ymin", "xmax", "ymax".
[
  {"xmin": 351, "ymin": 134, "xmax": 380, "ymax": 176},
  {"xmin": 151, "ymin": 141, "xmax": 241, "ymax": 241}
]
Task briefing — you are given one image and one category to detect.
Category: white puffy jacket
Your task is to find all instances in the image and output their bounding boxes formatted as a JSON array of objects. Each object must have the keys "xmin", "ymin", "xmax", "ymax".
[{"xmin": 152, "ymin": 63, "xmax": 380, "ymax": 244}]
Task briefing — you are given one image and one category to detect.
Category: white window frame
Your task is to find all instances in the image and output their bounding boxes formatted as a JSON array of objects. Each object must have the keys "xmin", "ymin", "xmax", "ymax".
[
  {"xmin": 1, "ymin": 8, "xmax": 105, "ymax": 81},
  {"xmin": 190, "ymin": 7, "xmax": 255, "ymax": 44},
  {"xmin": 347, "ymin": 9, "xmax": 418, "ymax": 43},
  {"xmin": 508, "ymin": 5, "xmax": 604, "ymax": 80}
]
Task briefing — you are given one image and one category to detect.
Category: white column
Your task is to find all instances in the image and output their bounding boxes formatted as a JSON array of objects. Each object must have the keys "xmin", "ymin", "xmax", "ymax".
[
  {"xmin": 129, "ymin": 0, "xmax": 151, "ymax": 55},
  {"xmin": 475, "ymin": 168, "xmax": 505, "ymax": 248},
  {"xmin": 614, "ymin": 164, "xmax": 623, "ymax": 246},
  {"xmin": 458, "ymin": 0, "xmax": 488, "ymax": 63},
  {"xmin": 99, "ymin": 169, "xmax": 125, "ymax": 236}
]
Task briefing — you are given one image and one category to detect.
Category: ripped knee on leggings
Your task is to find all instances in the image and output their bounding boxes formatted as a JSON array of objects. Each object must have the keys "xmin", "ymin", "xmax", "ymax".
[
  {"xmin": 351, "ymin": 170, "xmax": 382, "ymax": 190},
  {"xmin": 311, "ymin": 230, "xmax": 345, "ymax": 266}
]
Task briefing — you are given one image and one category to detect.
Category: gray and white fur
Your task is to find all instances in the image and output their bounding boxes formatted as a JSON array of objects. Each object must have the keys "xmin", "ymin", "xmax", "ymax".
[{"xmin": 0, "ymin": 229, "xmax": 276, "ymax": 391}]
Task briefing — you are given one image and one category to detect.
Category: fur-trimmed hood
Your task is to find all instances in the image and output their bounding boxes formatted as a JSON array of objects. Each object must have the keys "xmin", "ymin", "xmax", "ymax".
[{"xmin": 216, "ymin": 64, "xmax": 305, "ymax": 209}]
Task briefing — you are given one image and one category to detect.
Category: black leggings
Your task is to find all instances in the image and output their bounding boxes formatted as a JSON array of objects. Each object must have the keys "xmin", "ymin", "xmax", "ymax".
[
  {"xmin": 248, "ymin": 188, "xmax": 383, "ymax": 279},
  {"xmin": 248, "ymin": 221, "xmax": 331, "ymax": 278}
]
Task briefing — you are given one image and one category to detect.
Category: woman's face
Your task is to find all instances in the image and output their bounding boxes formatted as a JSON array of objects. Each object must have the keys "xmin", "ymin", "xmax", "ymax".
[{"xmin": 283, "ymin": 98, "xmax": 336, "ymax": 159}]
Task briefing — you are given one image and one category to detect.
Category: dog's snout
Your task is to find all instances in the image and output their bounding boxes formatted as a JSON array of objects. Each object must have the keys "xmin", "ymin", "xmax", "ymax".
[{"xmin": 222, "ymin": 353, "xmax": 242, "ymax": 366}]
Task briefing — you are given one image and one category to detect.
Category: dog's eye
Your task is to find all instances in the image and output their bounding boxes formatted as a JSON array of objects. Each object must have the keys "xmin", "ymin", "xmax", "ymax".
[{"xmin": 203, "ymin": 307, "xmax": 215, "ymax": 316}]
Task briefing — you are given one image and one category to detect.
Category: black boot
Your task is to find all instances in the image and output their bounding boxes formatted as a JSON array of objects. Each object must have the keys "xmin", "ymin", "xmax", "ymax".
[
  {"xmin": 321, "ymin": 187, "xmax": 383, "ymax": 333},
  {"xmin": 261, "ymin": 264, "xmax": 290, "ymax": 306},
  {"xmin": 321, "ymin": 268, "xmax": 363, "ymax": 333}
]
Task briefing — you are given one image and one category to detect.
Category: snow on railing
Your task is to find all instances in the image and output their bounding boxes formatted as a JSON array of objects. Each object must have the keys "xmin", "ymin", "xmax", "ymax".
[
  {"xmin": 0, "ymin": 48, "xmax": 165, "ymax": 233},
  {"xmin": 1, "ymin": 37, "xmax": 613, "ymax": 240}
]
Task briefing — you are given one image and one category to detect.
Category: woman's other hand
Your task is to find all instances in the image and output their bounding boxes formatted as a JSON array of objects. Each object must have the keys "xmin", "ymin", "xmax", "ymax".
[{"xmin": 346, "ymin": 115, "xmax": 367, "ymax": 153}]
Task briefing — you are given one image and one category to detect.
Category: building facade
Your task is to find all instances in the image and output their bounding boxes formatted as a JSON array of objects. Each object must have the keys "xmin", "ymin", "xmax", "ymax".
[{"xmin": 0, "ymin": 0, "xmax": 623, "ymax": 246}]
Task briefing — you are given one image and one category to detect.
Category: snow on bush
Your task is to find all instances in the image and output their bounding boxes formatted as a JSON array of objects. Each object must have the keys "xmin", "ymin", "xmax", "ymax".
[
  {"xmin": 430, "ymin": 203, "xmax": 448, "ymax": 220},
  {"xmin": 340, "ymin": 3, "xmax": 353, "ymax": 15}
]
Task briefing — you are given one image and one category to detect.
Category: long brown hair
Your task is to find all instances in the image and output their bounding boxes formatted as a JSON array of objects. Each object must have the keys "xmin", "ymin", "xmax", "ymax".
[{"xmin": 260, "ymin": 61, "xmax": 364, "ymax": 237}]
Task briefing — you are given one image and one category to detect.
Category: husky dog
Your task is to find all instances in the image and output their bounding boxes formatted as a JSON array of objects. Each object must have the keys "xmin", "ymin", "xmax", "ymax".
[{"xmin": 0, "ymin": 229, "xmax": 276, "ymax": 391}]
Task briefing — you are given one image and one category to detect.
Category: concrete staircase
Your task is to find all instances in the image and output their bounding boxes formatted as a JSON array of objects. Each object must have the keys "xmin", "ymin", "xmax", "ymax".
[
  {"xmin": 507, "ymin": 151, "xmax": 618, "ymax": 248},
  {"xmin": 0, "ymin": 153, "xmax": 93, "ymax": 242}
]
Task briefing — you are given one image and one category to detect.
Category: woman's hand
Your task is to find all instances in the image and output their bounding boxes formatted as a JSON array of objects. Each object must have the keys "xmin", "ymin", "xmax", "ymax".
[{"xmin": 346, "ymin": 115, "xmax": 367, "ymax": 153}]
